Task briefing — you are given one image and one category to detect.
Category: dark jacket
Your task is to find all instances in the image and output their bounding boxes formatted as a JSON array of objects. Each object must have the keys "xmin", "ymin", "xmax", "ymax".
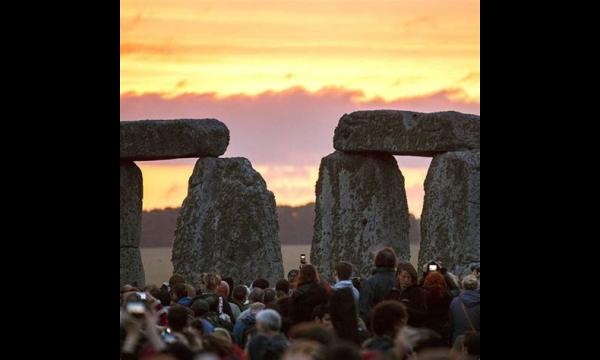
[
  {"xmin": 289, "ymin": 282, "xmax": 327, "ymax": 325},
  {"xmin": 423, "ymin": 286, "xmax": 452, "ymax": 344},
  {"xmin": 359, "ymin": 267, "xmax": 396, "ymax": 323},
  {"xmin": 362, "ymin": 335, "xmax": 395, "ymax": 354},
  {"xmin": 449, "ymin": 290, "xmax": 480, "ymax": 343},
  {"xmin": 247, "ymin": 334, "xmax": 289, "ymax": 360},
  {"xmin": 233, "ymin": 311, "xmax": 257, "ymax": 347},
  {"xmin": 386, "ymin": 284, "xmax": 427, "ymax": 327},
  {"xmin": 191, "ymin": 292, "xmax": 234, "ymax": 319}
]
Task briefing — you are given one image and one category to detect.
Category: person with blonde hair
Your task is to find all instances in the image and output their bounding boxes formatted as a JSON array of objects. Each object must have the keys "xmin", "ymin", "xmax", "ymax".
[{"xmin": 190, "ymin": 273, "xmax": 234, "ymax": 325}]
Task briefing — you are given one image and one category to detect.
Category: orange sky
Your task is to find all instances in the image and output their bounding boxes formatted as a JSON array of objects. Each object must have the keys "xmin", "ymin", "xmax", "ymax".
[
  {"xmin": 121, "ymin": 0, "xmax": 480, "ymax": 215},
  {"xmin": 136, "ymin": 160, "xmax": 429, "ymax": 214}
]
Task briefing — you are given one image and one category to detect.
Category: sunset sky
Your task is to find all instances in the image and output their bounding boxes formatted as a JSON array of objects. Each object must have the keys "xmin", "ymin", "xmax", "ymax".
[{"xmin": 120, "ymin": 0, "xmax": 480, "ymax": 216}]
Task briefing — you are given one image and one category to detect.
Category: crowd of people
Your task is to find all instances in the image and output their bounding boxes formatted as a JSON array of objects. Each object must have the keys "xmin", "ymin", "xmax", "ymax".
[{"xmin": 120, "ymin": 248, "xmax": 480, "ymax": 360}]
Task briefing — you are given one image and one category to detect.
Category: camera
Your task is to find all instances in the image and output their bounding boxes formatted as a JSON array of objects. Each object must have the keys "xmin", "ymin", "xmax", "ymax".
[
  {"xmin": 428, "ymin": 264, "xmax": 438, "ymax": 271},
  {"xmin": 136, "ymin": 292, "xmax": 147, "ymax": 300},
  {"xmin": 300, "ymin": 254, "xmax": 307, "ymax": 265},
  {"xmin": 126, "ymin": 301, "xmax": 146, "ymax": 318}
]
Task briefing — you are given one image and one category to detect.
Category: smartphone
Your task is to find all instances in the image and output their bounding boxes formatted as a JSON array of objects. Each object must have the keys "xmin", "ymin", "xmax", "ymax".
[
  {"xmin": 126, "ymin": 301, "xmax": 146, "ymax": 317},
  {"xmin": 300, "ymin": 254, "xmax": 307, "ymax": 264},
  {"xmin": 162, "ymin": 329, "xmax": 176, "ymax": 343},
  {"xmin": 428, "ymin": 264, "xmax": 438, "ymax": 271},
  {"xmin": 137, "ymin": 292, "xmax": 147, "ymax": 300}
]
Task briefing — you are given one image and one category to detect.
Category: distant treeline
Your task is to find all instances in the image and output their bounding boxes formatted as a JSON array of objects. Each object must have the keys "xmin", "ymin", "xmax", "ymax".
[{"xmin": 141, "ymin": 203, "xmax": 420, "ymax": 248}]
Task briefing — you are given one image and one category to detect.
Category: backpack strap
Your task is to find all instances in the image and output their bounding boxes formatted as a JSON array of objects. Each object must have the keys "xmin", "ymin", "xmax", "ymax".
[{"xmin": 460, "ymin": 301, "xmax": 476, "ymax": 332}]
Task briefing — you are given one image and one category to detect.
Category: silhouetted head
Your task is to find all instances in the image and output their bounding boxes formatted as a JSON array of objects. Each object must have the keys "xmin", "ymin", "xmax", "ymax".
[
  {"xmin": 276, "ymin": 279, "xmax": 291, "ymax": 297},
  {"xmin": 370, "ymin": 300, "xmax": 408, "ymax": 338},
  {"xmin": 297, "ymin": 264, "xmax": 320, "ymax": 287},
  {"xmin": 252, "ymin": 278, "xmax": 270, "ymax": 290},
  {"xmin": 335, "ymin": 261, "xmax": 353, "ymax": 281},
  {"xmin": 375, "ymin": 247, "xmax": 398, "ymax": 269}
]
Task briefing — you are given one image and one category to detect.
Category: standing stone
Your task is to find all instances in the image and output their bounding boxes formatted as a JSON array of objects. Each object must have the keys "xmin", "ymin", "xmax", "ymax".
[
  {"xmin": 120, "ymin": 119, "xmax": 230, "ymax": 161},
  {"xmin": 172, "ymin": 158, "xmax": 283, "ymax": 286},
  {"xmin": 120, "ymin": 161, "xmax": 145, "ymax": 286},
  {"xmin": 120, "ymin": 247, "xmax": 145, "ymax": 287},
  {"xmin": 334, "ymin": 110, "xmax": 480, "ymax": 156},
  {"xmin": 312, "ymin": 151, "xmax": 410, "ymax": 280},
  {"xmin": 121, "ymin": 161, "xmax": 143, "ymax": 247},
  {"xmin": 419, "ymin": 150, "xmax": 480, "ymax": 276}
]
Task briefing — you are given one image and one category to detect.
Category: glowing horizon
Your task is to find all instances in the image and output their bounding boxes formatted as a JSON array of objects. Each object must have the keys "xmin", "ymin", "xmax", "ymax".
[
  {"xmin": 121, "ymin": 0, "xmax": 479, "ymax": 215},
  {"xmin": 136, "ymin": 159, "xmax": 429, "ymax": 217}
]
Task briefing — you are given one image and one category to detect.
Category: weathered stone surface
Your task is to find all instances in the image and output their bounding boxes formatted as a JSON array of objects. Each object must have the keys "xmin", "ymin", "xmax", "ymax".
[
  {"xmin": 311, "ymin": 151, "xmax": 410, "ymax": 280},
  {"xmin": 120, "ymin": 161, "xmax": 143, "ymax": 247},
  {"xmin": 120, "ymin": 247, "xmax": 145, "ymax": 287},
  {"xmin": 120, "ymin": 119, "xmax": 230, "ymax": 161},
  {"xmin": 418, "ymin": 150, "xmax": 480, "ymax": 275},
  {"xmin": 334, "ymin": 110, "xmax": 480, "ymax": 156},
  {"xmin": 120, "ymin": 161, "xmax": 145, "ymax": 287},
  {"xmin": 172, "ymin": 158, "xmax": 284, "ymax": 286}
]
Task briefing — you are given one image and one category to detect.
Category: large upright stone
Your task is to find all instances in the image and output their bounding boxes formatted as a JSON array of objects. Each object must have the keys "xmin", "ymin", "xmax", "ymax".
[
  {"xmin": 312, "ymin": 151, "xmax": 410, "ymax": 280},
  {"xmin": 120, "ymin": 161, "xmax": 145, "ymax": 286},
  {"xmin": 172, "ymin": 158, "xmax": 283, "ymax": 286},
  {"xmin": 120, "ymin": 161, "xmax": 143, "ymax": 247},
  {"xmin": 120, "ymin": 119, "xmax": 230, "ymax": 161},
  {"xmin": 334, "ymin": 110, "xmax": 480, "ymax": 156},
  {"xmin": 419, "ymin": 150, "xmax": 480, "ymax": 276},
  {"xmin": 120, "ymin": 247, "xmax": 145, "ymax": 287}
]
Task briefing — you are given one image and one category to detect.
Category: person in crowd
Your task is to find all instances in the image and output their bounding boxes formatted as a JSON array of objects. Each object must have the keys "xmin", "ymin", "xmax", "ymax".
[
  {"xmin": 287, "ymin": 269, "xmax": 299, "ymax": 285},
  {"xmin": 251, "ymin": 278, "xmax": 270, "ymax": 290},
  {"xmin": 422, "ymin": 271, "xmax": 452, "ymax": 344},
  {"xmin": 311, "ymin": 303, "xmax": 332, "ymax": 330},
  {"xmin": 358, "ymin": 247, "xmax": 398, "ymax": 325},
  {"xmin": 281, "ymin": 340, "xmax": 326, "ymax": 360},
  {"xmin": 231, "ymin": 285, "xmax": 249, "ymax": 313},
  {"xmin": 289, "ymin": 264, "xmax": 328, "ymax": 326},
  {"xmin": 166, "ymin": 305, "xmax": 203, "ymax": 352},
  {"xmin": 362, "ymin": 300, "xmax": 408, "ymax": 356},
  {"xmin": 172, "ymin": 283, "xmax": 193, "ymax": 307},
  {"xmin": 233, "ymin": 302, "xmax": 266, "ymax": 347},
  {"xmin": 264, "ymin": 288, "xmax": 280, "ymax": 312},
  {"xmin": 329, "ymin": 287, "xmax": 362, "ymax": 345},
  {"xmin": 449, "ymin": 275, "xmax": 480, "ymax": 344},
  {"xmin": 332, "ymin": 261, "xmax": 360, "ymax": 314},
  {"xmin": 247, "ymin": 309, "xmax": 289, "ymax": 360},
  {"xmin": 386, "ymin": 262, "xmax": 427, "ymax": 328},
  {"xmin": 287, "ymin": 323, "xmax": 334, "ymax": 347},
  {"xmin": 276, "ymin": 279, "xmax": 291, "ymax": 299},
  {"xmin": 190, "ymin": 273, "xmax": 234, "ymax": 323}
]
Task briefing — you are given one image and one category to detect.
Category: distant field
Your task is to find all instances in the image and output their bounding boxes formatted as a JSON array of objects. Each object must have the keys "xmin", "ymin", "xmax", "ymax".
[{"xmin": 141, "ymin": 244, "xmax": 420, "ymax": 286}]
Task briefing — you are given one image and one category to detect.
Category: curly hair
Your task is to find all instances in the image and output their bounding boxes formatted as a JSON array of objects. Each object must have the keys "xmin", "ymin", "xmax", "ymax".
[
  {"xmin": 370, "ymin": 300, "xmax": 407, "ymax": 337},
  {"xmin": 423, "ymin": 271, "xmax": 448, "ymax": 299},
  {"xmin": 202, "ymin": 273, "xmax": 222, "ymax": 291}
]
